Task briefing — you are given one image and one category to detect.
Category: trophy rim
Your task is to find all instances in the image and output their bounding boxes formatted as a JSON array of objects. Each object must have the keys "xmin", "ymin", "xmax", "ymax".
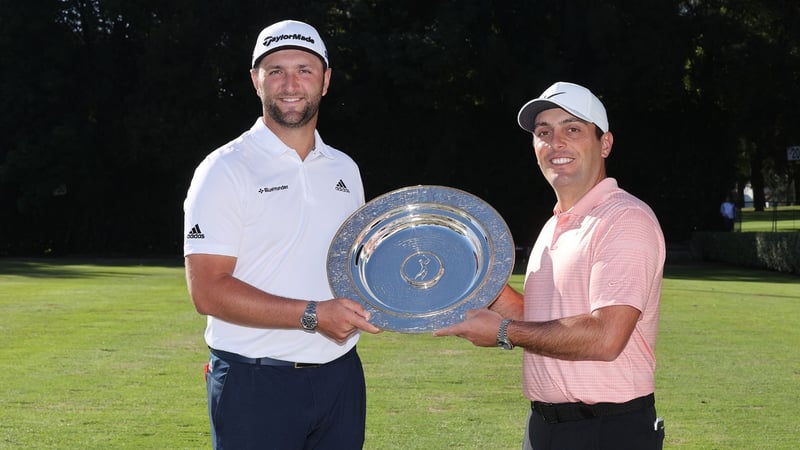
[{"xmin": 327, "ymin": 185, "xmax": 515, "ymax": 333}]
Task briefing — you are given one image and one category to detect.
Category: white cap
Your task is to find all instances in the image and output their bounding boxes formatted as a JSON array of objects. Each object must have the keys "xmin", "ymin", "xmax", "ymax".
[
  {"xmin": 251, "ymin": 20, "xmax": 329, "ymax": 69},
  {"xmin": 517, "ymin": 82, "xmax": 609, "ymax": 133}
]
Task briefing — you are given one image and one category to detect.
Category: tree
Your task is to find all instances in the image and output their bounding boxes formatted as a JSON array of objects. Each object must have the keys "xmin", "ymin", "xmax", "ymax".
[
  {"xmin": 1, "ymin": 0, "xmax": 796, "ymax": 256},
  {"xmin": 684, "ymin": 0, "xmax": 800, "ymax": 211}
]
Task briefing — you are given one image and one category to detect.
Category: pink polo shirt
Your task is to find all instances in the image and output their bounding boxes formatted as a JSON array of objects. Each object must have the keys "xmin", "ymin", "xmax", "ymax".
[{"xmin": 522, "ymin": 178, "xmax": 665, "ymax": 404}]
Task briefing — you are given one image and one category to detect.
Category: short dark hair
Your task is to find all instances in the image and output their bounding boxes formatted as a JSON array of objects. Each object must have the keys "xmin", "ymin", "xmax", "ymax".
[{"xmin": 594, "ymin": 125, "xmax": 604, "ymax": 140}]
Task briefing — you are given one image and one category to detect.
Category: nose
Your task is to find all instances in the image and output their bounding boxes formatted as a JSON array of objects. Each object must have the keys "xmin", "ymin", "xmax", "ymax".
[
  {"xmin": 549, "ymin": 129, "xmax": 567, "ymax": 149},
  {"xmin": 284, "ymin": 71, "xmax": 302, "ymax": 90}
]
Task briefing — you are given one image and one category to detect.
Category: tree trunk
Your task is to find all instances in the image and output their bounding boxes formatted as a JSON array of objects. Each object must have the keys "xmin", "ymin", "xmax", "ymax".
[{"xmin": 750, "ymin": 153, "xmax": 767, "ymax": 211}]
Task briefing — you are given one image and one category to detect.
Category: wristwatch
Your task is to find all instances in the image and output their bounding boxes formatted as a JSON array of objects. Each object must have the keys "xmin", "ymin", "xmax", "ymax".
[
  {"xmin": 300, "ymin": 301, "xmax": 318, "ymax": 332},
  {"xmin": 496, "ymin": 318, "xmax": 514, "ymax": 350}
]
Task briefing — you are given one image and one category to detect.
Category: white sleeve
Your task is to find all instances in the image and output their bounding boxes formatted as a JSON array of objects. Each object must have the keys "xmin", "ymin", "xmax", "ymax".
[{"xmin": 183, "ymin": 153, "xmax": 244, "ymax": 257}]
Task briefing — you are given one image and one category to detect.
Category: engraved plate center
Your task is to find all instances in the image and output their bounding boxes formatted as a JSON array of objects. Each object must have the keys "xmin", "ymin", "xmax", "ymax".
[{"xmin": 400, "ymin": 251, "xmax": 444, "ymax": 289}]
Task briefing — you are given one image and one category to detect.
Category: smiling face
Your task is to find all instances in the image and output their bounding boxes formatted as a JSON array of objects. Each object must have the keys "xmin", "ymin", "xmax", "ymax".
[
  {"xmin": 532, "ymin": 107, "xmax": 614, "ymax": 210},
  {"xmin": 250, "ymin": 48, "xmax": 331, "ymax": 131}
]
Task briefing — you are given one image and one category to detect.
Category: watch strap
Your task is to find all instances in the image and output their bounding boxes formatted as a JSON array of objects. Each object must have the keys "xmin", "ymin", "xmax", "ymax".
[
  {"xmin": 300, "ymin": 301, "xmax": 318, "ymax": 331},
  {"xmin": 497, "ymin": 318, "xmax": 514, "ymax": 350}
]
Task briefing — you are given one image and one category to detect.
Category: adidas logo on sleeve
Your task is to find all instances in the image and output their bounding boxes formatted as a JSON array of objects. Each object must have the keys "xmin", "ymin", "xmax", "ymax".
[
  {"xmin": 187, "ymin": 224, "xmax": 205, "ymax": 239},
  {"xmin": 335, "ymin": 179, "xmax": 350, "ymax": 193}
]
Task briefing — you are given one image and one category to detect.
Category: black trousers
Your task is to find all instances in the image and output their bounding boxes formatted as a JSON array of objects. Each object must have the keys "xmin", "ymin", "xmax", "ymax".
[{"xmin": 528, "ymin": 403, "xmax": 664, "ymax": 450}]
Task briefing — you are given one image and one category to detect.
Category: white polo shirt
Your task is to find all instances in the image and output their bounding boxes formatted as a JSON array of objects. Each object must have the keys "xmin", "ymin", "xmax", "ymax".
[{"xmin": 183, "ymin": 118, "xmax": 365, "ymax": 363}]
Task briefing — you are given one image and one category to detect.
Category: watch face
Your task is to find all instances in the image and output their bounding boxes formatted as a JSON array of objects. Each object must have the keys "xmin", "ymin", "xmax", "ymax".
[
  {"xmin": 301, "ymin": 302, "xmax": 318, "ymax": 331},
  {"xmin": 301, "ymin": 314, "xmax": 317, "ymax": 330}
]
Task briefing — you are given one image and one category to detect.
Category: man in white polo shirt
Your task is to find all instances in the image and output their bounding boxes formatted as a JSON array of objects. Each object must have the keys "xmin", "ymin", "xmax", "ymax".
[
  {"xmin": 183, "ymin": 20, "xmax": 380, "ymax": 449},
  {"xmin": 435, "ymin": 82, "xmax": 666, "ymax": 449}
]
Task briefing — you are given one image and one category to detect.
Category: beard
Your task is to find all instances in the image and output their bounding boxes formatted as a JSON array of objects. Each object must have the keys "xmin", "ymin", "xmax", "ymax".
[{"xmin": 264, "ymin": 93, "xmax": 322, "ymax": 129}]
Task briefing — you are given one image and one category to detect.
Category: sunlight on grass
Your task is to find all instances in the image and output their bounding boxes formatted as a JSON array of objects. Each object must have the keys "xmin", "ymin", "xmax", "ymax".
[
  {"xmin": 1, "ymin": 259, "xmax": 798, "ymax": 448},
  {"xmin": 738, "ymin": 205, "xmax": 800, "ymax": 232}
]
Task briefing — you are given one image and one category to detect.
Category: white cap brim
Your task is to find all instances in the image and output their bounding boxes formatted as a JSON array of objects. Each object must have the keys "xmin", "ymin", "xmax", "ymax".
[{"xmin": 517, "ymin": 82, "xmax": 608, "ymax": 133}]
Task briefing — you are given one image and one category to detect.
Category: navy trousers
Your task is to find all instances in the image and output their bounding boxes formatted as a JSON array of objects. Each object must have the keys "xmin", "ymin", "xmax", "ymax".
[{"xmin": 206, "ymin": 348, "xmax": 366, "ymax": 450}]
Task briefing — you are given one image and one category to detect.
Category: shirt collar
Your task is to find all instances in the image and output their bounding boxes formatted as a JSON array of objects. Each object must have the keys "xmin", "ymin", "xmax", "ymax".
[
  {"xmin": 553, "ymin": 178, "xmax": 618, "ymax": 217},
  {"xmin": 249, "ymin": 118, "xmax": 334, "ymax": 160},
  {"xmin": 311, "ymin": 131, "xmax": 335, "ymax": 160}
]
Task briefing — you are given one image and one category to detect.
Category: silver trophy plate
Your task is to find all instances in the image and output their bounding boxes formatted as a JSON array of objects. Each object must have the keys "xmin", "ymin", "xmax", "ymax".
[{"xmin": 327, "ymin": 185, "xmax": 514, "ymax": 333}]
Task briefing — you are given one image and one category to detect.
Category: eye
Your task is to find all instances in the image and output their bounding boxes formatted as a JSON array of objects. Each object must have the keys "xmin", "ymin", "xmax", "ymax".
[{"xmin": 535, "ymin": 129, "xmax": 550, "ymax": 138}]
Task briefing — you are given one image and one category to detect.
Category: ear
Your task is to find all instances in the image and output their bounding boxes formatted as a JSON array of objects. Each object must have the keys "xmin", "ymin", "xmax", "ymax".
[
  {"xmin": 321, "ymin": 67, "xmax": 332, "ymax": 97},
  {"xmin": 250, "ymin": 68, "xmax": 260, "ymax": 95},
  {"xmin": 600, "ymin": 131, "xmax": 614, "ymax": 158}
]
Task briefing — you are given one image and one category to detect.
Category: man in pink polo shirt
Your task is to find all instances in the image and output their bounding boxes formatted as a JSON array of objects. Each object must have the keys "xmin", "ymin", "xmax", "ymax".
[{"xmin": 435, "ymin": 81, "xmax": 666, "ymax": 449}]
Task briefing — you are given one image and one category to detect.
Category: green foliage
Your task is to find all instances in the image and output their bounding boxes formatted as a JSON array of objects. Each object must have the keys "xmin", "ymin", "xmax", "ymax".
[
  {"xmin": 691, "ymin": 207, "xmax": 800, "ymax": 274},
  {"xmin": 691, "ymin": 231, "xmax": 800, "ymax": 274},
  {"xmin": 3, "ymin": 1, "xmax": 800, "ymax": 255}
]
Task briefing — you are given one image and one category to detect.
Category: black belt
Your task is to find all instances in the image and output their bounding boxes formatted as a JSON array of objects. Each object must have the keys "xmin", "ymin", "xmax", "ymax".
[
  {"xmin": 532, "ymin": 393, "xmax": 655, "ymax": 424},
  {"xmin": 209, "ymin": 346, "xmax": 356, "ymax": 369}
]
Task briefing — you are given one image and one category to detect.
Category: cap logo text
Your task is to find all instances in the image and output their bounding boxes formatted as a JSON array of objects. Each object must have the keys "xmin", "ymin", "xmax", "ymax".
[{"xmin": 263, "ymin": 33, "xmax": 315, "ymax": 48}]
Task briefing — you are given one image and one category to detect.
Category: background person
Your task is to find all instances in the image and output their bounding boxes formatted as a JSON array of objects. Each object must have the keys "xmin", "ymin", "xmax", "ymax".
[
  {"xmin": 435, "ymin": 81, "xmax": 666, "ymax": 449},
  {"xmin": 720, "ymin": 195, "xmax": 736, "ymax": 231},
  {"xmin": 183, "ymin": 20, "xmax": 380, "ymax": 449}
]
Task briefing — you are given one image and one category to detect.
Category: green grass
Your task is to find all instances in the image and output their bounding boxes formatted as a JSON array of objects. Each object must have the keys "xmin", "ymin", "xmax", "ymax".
[
  {"xmin": 738, "ymin": 205, "xmax": 800, "ymax": 232},
  {"xmin": 0, "ymin": 259, "xmax": 207, "ymax": 449},
  {"xmin": 1, "ymin": 259, "xmax": 799, "ymax": 449},
  {"xmin": 657, "ymin": 263, "xmax": 800, "ymax": 448}
]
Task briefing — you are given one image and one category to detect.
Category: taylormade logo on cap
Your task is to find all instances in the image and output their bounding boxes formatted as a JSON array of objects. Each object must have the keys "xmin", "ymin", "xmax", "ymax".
[
  {"xmin": 252, "ymin": 20, "xmax": 329, "ymax": 69},
  {"xmin": 263, "ymin": 33, "xmax": 316, "ymax": 48},
  {"xmin": 517, "ymin": 82, "xmax": 609, "ymax": 133}
]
